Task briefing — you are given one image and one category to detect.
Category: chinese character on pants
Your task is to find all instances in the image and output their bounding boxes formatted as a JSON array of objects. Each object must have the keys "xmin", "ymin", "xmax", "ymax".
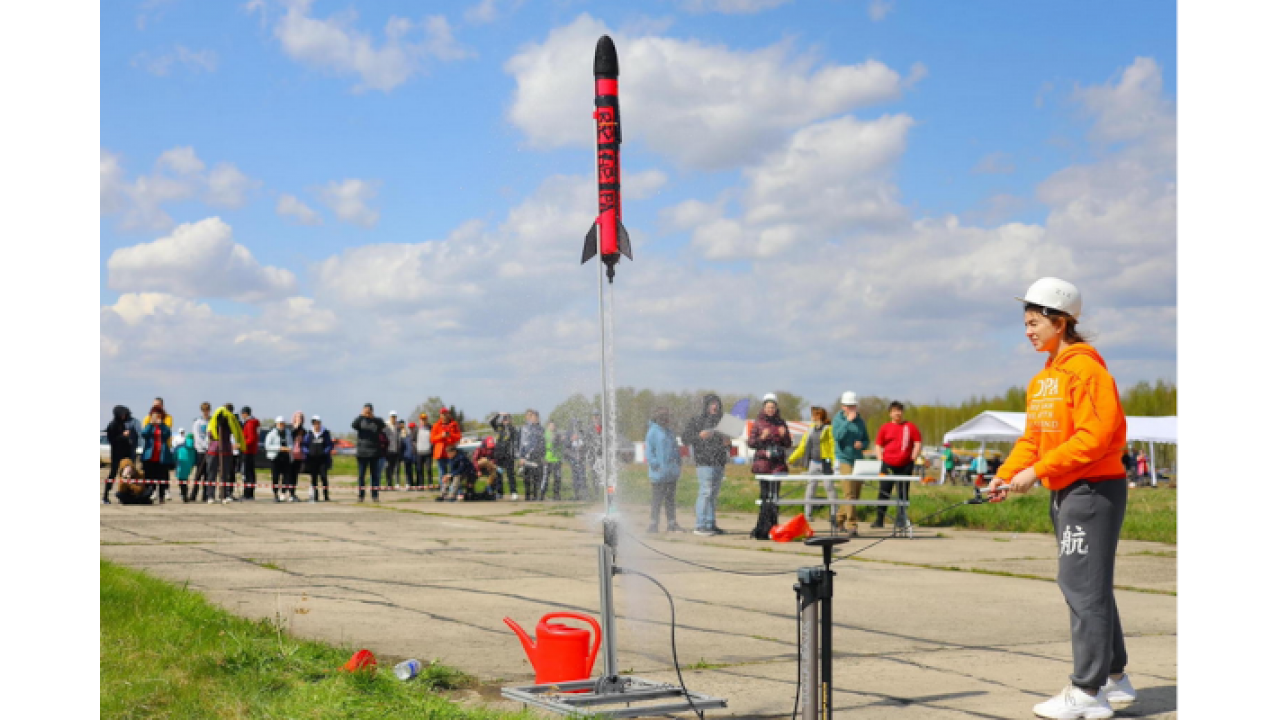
[{"xmin": 1059, "ymin": 525, "xmax": 1089, "ymax": 556}]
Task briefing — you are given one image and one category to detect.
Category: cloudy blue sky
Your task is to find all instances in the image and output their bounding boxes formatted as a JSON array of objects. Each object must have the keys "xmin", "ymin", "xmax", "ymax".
[{"xmin": 100, "ymin": 0, "xmax": 1176, "ymax": 428}]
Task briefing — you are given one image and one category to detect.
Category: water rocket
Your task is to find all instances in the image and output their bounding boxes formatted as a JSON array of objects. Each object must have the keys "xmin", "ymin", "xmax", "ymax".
[{"xmin": 581, "ymin": 35, "xmax": 632, "ymax": 283}]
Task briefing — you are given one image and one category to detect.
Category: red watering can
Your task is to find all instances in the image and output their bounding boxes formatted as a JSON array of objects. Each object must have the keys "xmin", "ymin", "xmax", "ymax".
[{"xmin": 503, "ymin": 612, "xmax": 601, "ymax": 687}]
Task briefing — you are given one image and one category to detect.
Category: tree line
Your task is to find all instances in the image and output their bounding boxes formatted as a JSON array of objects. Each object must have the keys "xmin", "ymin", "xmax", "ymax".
[{"xmin": 387, "ymin": 379, "xmax": 1177, "ymax": 470}]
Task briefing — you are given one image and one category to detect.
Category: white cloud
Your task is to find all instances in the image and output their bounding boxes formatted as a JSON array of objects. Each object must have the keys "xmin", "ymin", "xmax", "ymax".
[
  {"xmin": 320, "ymin": 178, "xmax": 380, "ymax": 227},
  {"xmin": 688, "ymin": 114, "xmax": 914, "ymax": 259},
  {"xmin": 682, "ymin": 0, "xmax": 792, "ymax": 14},
  {"xmin": 205, "ymin": 163, "xmax": 261, "ymax": 208},
  {"xmin": 276, "ymin": 193, "xmax": 322, "ymax": 225},
  {"xmin": 1074, "ymin": 57, "xmax": 1174, "ymax": 151},
  {"xmin": 100, "ymin": 147, "xmax": 259, "ymax": 231},
  {"xmin": 505, "ymin": 14, "xmax": 908, "ymax": 170},
  {"xmin": 157, "ymin": 146, "xmax": 205, "ymax": 175},
  {"xmin": 107, "ymin": 217, "xmax": 297, "ymax": 303},
  {"xmin": 132, "ymin": 45, "xmax": 219, "ymax": 76},
  {"xmin": 973, "ymin": 151, "xmax": 1016, "ymax": 175},
  {"xmin": 868, "ymin": 0, "xmax": 895, "ymax": 22},
  {"xmin": 273, "ymin": 0, "xmax": 471, "ymax": 93},
  {"xmin": 465, "ymin": 0, "xmax": 499, "ymax": 24}
]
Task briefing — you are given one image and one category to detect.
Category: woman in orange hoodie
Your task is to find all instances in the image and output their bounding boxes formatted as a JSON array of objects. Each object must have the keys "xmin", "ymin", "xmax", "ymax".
[{"xmin": 989, "ymin": 278, "xmax": 1136, "ymax": 720}]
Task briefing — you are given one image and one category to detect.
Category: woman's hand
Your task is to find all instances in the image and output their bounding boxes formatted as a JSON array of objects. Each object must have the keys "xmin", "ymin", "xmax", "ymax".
[
  {"xmin": 1008, "ymin": 466, "xmax": 1039, "ymax": 493},
  {"xmin": 854, "ymin": 441, "xmax": 863, "ymax": 450}
]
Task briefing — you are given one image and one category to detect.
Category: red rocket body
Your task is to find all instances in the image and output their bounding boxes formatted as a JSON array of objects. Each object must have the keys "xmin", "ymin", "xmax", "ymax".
[{"xmin": 582, "ymin": 35, "xmax": 631, "ymax": 282}]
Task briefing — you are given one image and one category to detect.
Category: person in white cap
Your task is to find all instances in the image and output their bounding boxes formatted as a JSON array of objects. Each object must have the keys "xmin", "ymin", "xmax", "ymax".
[
  {"xmin": 265, "ymin": 417, "xmax": 293, "ymax": 503},
  {"xmin": 988, "ymin": 278, "xmax": 1135, "ymax": 719},
  {"xmin": 304, "ymin": 415, "xmax": 334, "ymax": 502},
  {"xmin": 832, "ymin": 391, "xmax": 871, "ymax": 536}
]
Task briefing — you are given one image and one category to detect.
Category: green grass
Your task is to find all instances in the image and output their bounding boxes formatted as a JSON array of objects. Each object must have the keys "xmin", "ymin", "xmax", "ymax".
[
  {"xmin": 100, "ymin": 559, "xmax": 524, "ymax": 719},
  {"xmin": 611, "ymin": 464, "xmax": 1176, "ymax": 544}
]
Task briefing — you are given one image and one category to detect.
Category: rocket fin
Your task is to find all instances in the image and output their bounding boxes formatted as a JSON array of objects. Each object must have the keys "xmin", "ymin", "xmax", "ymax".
[
  {"xmin": 581, "ymin": 224, "xmax": 599, "ymax": 264},
  {"xmin": 617, "ymin": 222, "xmax": 633, "ymax": 260}
]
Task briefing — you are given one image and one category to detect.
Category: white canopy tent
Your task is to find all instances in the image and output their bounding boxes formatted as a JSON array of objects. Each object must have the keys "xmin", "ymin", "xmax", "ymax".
[{"xmin": 943, "ymin": 412, "xmax": 1177, "ymax": 485}]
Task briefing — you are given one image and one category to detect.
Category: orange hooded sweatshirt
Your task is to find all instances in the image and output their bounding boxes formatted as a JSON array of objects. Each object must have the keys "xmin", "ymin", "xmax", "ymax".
[
  {"xmin": 995, "ymin": 342, "xmax": 1127, "ymax": 491},
  {"xmin": 431, "ymin": 416, "xmax": 461, "ymax": 460}
]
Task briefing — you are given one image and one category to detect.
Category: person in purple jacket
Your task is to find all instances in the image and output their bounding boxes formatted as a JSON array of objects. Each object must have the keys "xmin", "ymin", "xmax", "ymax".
[{"xmin": 748, "ymin": 394, "xmax": 791, "ymax": 540}]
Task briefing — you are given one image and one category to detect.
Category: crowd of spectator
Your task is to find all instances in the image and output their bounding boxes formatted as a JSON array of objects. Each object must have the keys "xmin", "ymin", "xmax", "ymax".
[
  {"xmin": 103, "ymin": 398, "xmax": 606, "ymax": 507},
  {"xmin": 104, "ymin": 391, "xmax": 937, "ymax": 542}
]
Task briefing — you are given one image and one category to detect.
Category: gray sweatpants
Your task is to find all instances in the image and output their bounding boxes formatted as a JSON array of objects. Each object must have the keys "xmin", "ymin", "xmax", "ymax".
[
  {"xmin": 1051, "ymin": 479, "xmax": 1129, "ymax": 690},
  {"xmin": 650, "ymin": 481, "xmax": 678, "ymax": 528}
]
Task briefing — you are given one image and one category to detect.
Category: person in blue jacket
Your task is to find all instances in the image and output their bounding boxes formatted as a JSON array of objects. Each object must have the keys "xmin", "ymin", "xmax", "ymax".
[
  {"xmin": 140, "ymin": 406, "xmax": 174, "ymax": 504},
  {"xmin": 645, "ymin": 407, "xmax": 684, "ymax": 533}
]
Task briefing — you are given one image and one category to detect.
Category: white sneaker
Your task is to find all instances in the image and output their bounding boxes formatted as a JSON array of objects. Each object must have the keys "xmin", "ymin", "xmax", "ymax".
[
  {"xmin": 1100, "ymin": 674, "xmax": 1136, "ymax": 707},
  {"xmin": 1033, "ymin": 685, "xmax": 1113, "ymax": 719},
  {"xmin": 206, "ymin": 498, "xmax": 216, "ymax": 504}
]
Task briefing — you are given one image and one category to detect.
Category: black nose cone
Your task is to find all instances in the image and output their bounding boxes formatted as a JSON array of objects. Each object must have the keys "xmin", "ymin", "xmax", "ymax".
[{"xmin": 594, "ymin": 35, "xmax": 618, "ymax": 78}]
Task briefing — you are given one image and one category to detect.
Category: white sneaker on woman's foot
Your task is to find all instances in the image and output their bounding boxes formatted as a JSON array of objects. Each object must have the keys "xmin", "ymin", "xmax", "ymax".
[
  {"xmin": 1100, "ymin": 674, "xmax": 1136, "ymax": 707},
  {"xmin": 1033, "ymin": 685, "xmax": 1113, "ymax": 719}
]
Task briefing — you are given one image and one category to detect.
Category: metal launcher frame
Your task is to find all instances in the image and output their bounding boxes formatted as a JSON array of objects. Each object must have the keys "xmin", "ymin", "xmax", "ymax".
[{"xmin": 501, "ymin": 518, "xmax": 728, "ymax": 717}]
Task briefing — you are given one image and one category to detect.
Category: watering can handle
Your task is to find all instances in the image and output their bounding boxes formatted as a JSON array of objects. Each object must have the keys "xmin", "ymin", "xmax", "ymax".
[{"xmin": 542, "ymin": 612, "xmax": 602, "ymax": 674}]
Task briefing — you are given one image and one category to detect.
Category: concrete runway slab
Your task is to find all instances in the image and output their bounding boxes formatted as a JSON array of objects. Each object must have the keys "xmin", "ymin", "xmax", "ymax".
[{"xmin": 101, "ymin": 495, "xmax": 1176, "ymax": 718}]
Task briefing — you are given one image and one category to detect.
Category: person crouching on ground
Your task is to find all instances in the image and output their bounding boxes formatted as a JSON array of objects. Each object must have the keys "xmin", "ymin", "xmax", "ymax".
[
  {"xmin": 141, "ymin": 407, "xmax": 173, "ymax": 504},
  {"xmin": 473, "ymin": 458, "xmax": 499, "ymax": 501},
  {"xmin": 114, "ymin": 458, "xmax": 154, "ymax": 505},
  {"xmin": 304, "ymin": 415, "xmax": 333, "ymax": 502},
  {"xmin": 988, "ymin": 277, "xmax": 1136, "ymax": 719},
  {"xmin": 645, "ymin": 407, "xmax": 684, "ymax": 533},
  {"xmin": 437, "ymin": 444, "xmax": 478, "ymax": 502}
]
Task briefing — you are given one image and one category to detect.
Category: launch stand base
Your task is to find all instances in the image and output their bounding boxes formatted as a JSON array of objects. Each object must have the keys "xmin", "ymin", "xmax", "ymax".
[{"xmin": 501, "ymin": 676, "xmax": 727, "ymax": 718}]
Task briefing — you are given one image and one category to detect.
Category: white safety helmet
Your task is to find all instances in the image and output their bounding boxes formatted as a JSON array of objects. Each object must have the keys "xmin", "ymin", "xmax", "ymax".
[
  {"xmin": 840, "ymin": 391, "xmax": 858, "ymax": 406},
  {"xmin": 1016, "ymin": 277, "xmax": 1082, "ymax": 319},
  {"xmin": 761, "ymin": 393, "xmax": 778, "ymax": 404}
]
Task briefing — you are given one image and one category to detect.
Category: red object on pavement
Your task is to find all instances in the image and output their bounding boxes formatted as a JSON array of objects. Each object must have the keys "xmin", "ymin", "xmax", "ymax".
[
  {"xmin": 769, "ymin": 514, "xmax": 814, "ymax": 542},
  {"xmin": 342, "ymin": 649, "xmax": 377, "ymax": 673}
]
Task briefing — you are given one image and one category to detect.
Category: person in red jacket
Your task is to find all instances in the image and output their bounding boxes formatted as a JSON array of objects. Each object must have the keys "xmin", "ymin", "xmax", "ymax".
[
  {"xmin": 989, "ymin": 278, "xmax": 1135, "ymax": 719},
  {"xmin": 239, "ymin": 406, "xmax": 260, "ymax": 500},
  {"xmin": 873, "ymin": 401, "xmax": 921, "ymax": 530},
  {"xmin": 431, "ymin": 407, "xmax": 462, "ymax": 480}
]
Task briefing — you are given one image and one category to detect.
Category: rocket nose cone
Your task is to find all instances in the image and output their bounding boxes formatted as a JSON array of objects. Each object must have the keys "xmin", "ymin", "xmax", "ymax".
[{"xmin": 594, "ymin": 35, "xmax": 619, "ymax": 78}]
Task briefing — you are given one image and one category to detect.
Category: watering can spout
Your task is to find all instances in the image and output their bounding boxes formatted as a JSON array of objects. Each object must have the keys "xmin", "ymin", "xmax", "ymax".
[{"xmin": 503, "ymin": 617, "xmax": 537, "ymax": 662}]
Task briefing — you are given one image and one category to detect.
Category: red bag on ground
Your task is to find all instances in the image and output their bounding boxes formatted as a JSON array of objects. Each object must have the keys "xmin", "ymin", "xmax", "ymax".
[{"xmin": 769, "ymin": 514, "xmax": 814, "ymax": 542}]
